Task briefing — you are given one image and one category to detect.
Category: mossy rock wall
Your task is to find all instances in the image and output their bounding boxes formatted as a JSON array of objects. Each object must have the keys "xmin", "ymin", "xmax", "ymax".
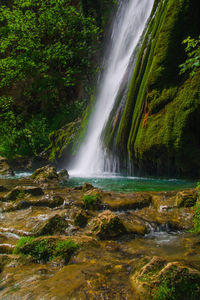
[{"xmin": 104, "ymin": 0, "xmax": 200, "ymax": 177}]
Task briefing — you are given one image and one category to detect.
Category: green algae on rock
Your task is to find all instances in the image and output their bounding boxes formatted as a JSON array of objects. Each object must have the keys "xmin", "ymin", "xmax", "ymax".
[
  {"xmin": 34, "ymin": 215, "xmax": 69, "ymax": 236},
  {"xmin": 0, "ymin": 157, "xmax": 14, "ymax": 176},
  {"xmin": 175, "ymin": 189, "xmax": 198, "ymax": 208},
  {"xmin": 14, "ymin": 236, "xmax": 79, "ymax": 263},
  {"xmin": 130, "ymin": 256, "xmax": 200, "ymax": 300},
  {"xmin": 102, "ymin": 0, "xmax": 200, "ymax": 178},
  {"xmin": 88, "ymin": 210, "xmax": 127, "ymax": 240}
]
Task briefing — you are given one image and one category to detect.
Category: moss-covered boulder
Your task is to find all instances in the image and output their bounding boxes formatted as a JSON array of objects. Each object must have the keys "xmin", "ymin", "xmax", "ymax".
[
  {"xmin": 13, "ymin": 236, "xmax": 79, "ymax": 263},
  {"xmin": 0, "ymin": 157, "xmax": 14, "ymax": 176},
  {"xmin": 130, "ymin": 256, "xmax": 200, "ymax": 300},
  {"xmin": 82, "ymin": 189, "xmax": 102, "ymax": 210},
  {"xmin": 0, "ymin": 185, "xmax": 8, "ymax": 192},
  {"xmin": 58, "ymin": 169, "xmax": 69, "ymax": 182},
  {"xmin": 34, "ymin": 215, "xmax": 69, "ymax": 236},
  {"xmin": 31, "ymin": 194, "xmax": 65, "ymax": 209},
  {"xmin": 73, "ymin": 209, "xmax": 89, "ymax": 228},
  {"xmin": 31, "ymin": 165, "xmax": 59, "ymax": 182},
  {"xmin": 88, "ymin": 210, "xmax": 127, "ymax": 239},
  {"xmin": 3, "ymin": 186, "xmax": 44, "ymax": 202},
  {"xmin": 175, "ymin": 189, "xmax": 198, "ymax": 207}
]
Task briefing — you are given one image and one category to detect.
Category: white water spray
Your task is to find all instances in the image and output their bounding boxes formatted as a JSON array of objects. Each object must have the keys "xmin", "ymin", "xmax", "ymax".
[{"xmin": 70, "ymin": 0, "xmax": 154, "ymax": 177}]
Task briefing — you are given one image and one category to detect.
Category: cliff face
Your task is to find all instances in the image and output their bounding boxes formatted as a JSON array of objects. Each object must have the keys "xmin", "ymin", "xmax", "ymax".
[{"xmin": 104, "ymin": 0, "xmax": 200, "ymax": 178}]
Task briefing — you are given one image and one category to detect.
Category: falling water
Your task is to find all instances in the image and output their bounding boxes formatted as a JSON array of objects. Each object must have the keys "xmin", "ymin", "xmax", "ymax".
[{"xmin": 70, "ymin": 0, "xmax": 154, "ymax": 177}]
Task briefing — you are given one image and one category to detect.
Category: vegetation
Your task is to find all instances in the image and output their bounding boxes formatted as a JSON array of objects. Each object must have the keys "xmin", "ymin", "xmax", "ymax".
[
  {"xmin": 190, "ymin": 182, "xmax": 200, "ymax": 233},
  {"xmin": 152, "ymin": 266, "xmax": 200, "ymax": 300},
  {"xmin": 104, "ymin": 0, "xmax": 200, "ymax": 177},
  {"xmin": 13, "ymin": 236, "xmax": 79, "ymax": 263},
  {"xmin": 179, "ymin": 36, "xmax": 200, "ymax": 76},
  {"xmin": 82, "ymin": 193, "xmax": 101, "ymax": 209},
  {"xmin": 0, "ymin": 0, "xmax": 102, "ymax": 159}
]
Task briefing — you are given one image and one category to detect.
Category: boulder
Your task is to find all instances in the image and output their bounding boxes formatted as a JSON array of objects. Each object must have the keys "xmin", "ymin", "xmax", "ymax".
[
  {"xmin": 31, "ymin": 165, "xmax": 58, "ymax": 182},
  {"xmin": 0, "ymin": 157, "xmax": 14, "ymax": 176},
  {"xmin": 73, "ymin": 209, "xmax": 89, "ymax": 228},
  {"xmin": 82, "ymin": 189, "xmax": 102, "ymax": 210},
  {"xmin": 3, "ymin": 186, "xmax": 44, "ymax": 201},
  {"xmin": 175, "ymin": 189, "xmax": 198, "ymax": 207},
  {"xmin": 103, "ymin": 192, "xmax": 152, "ymax": 211},
  {"xmin": 130, "ymin": 256, "xmax": 200, "ymax": 300},
  {"xmin": 0, "ymin": 185, "xmax": 8, "ymax": 192},
  {"xmin": 34, "ymin": 214, "xmax": 69, "ymax": 236},
  {"xmin": 58, "ymin": 169, "xmax": 69, "ymax": 182},
  {"xmin": 33, "ymin": 194, "xmax": 64, "ymax": 208},
  {"xmin": 88, "ymin": 210, "xmax": 127, "ymax": 239},
  {"xmin": 31, "ymin": 165, "xmax": 69, "ymax": 183}
]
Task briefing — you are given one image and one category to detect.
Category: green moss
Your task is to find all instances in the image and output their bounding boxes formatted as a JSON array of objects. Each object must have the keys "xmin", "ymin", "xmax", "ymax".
[
  {"xmin": 82, "ymin": 194, "xmax": 101, "ymax": 210},
  {"xmin": 152, "ymin": 266, "xmax": 200, "ymax": 300},
  {"xmin": 13, "ymin": 237, "xmax": 78, "ymax": 263},
  {"xmin": 13, "ymin": 237, "xmax": 35, "ymax": 255},
  {"xmin": 134, "ymin": 69, "xmax": 200, "ymax": 175},
  {"xmin": 47, "ymin": 119, "xmax": 81, "ymax": 162},
  {"xmin": 115, "ymin": 0, "xmax": 167, "ymax": 155},
  {"xmin": 107, "ymin": 0, "xmax": 200, "ymax": 177}
]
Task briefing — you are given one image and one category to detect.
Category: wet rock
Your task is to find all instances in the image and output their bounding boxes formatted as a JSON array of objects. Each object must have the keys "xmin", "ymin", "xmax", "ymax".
[
  {"xmin": 122, "ymin": 216, "xmax": 149, "ymax": 236},
  {"xmin": 17, "ymin": 236, "xmax": 79, "ymax": 263},
  {"xmin": 136, "ymin": 206, "xmax": 194, "ymax": 231},
  {"xmin": 82, "ymin": 189, "xmax": 102, "ymax": 210},
  {"xmin": 73, "ymin": 209, "xmax": 89, "ymax": 228},
  {"xmin": 0, "ymin": 244, "xmax": 15, "ymax": 254},
  {"xmin": 0, "ymin": 185, "xmax": 8, "ymax": 192},
  {"xmin": 3, "ymin": 186, "xmax": 44, "ymax": 201},
  {"xmin": 33, "ymin": 194, "xmax": 64, "ymax": 208},
  {"xmin": 34, "ymin": 214, "xmax": 69, "ymax": 236},
  {"xmin": 151, "ymin": 191, "xmax": 177, "ymax": 209},
  {"xmin": 103, "ymin": 192, "xmax": 152, "ymax": 211},
  {"xmin": 58, "ymin": 169, "xmax": 69, "ymax": 182},
  {"xmin": 130, "ymin": 256, "xmax": 200, "ymax": 300},
  {"xmin": 88, "ymin": 210, "xmax": 127, "ymax": 239},
  {"xmin": 175, "ymin": 189, "xmax": 198, "ymax": 208},
  {"xmin": 0, "ymin": 157, "xmax": 14, "ymax": 176},
  {"xmin": 74, "ymin": 182, "xmax": 94, "ymax": 191},
  {"xmin": 31, "ymin": 165, "xmax": 59, "ymax": 182},
  {"xmin": 82, "ymin": 182, "xmax": 94, "ymax": 191}
]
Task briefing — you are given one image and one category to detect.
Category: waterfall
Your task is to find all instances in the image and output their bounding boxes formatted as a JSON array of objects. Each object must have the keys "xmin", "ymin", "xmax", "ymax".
[{"xmin": 70, "ymin": 0, "xmax": 154, "ymax": 177}]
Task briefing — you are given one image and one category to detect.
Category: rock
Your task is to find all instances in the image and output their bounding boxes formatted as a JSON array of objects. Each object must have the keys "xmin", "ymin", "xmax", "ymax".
[
  {"xmin": 0, "ymin": 244, "xmax": 15, "ymax": 254},
  {"xmin": 122, "ymin": 216, "xmax": 149, "ymax": 235},
  {"xmin": 31, "ymin": 165, "xmax": 59, "ymax": 182},
  {"xmin": 31, "ymin": 165, "xmax": 69, "ymax": 184},
  {"xmin": 33, "ymin": 195, "xmax": 64, "ymax": 208},
  {"xmin": 89, "ymin": 210, "xmax": 127, "ymax": 239},
  {"xmin": 74, "ymin": 182, "xmax": 94, "ymax": 191},
  {"xmin": 130, "ymin": 256, "xmax": 200, "ymax": 300},
  {"xmin": 15, "ymin": 235, "xmax": 94, "ymax": 263},
  {"xmin": 16, "ymin": 236, "xmax": 79, "ymax": 263},
  {"xmin": 0, "ymin": 185, "xmax": 8, "ymax": 192},
  {"xmin": 82, "ymin": 189, "xmax": 102, "ymax": 210},
  {"xmin": 4, "ymin": 186, "xmax": 44, "ymax": 201},
  {"xmin": 58, "ymin": 169, "xmax": 69, "ymax": 182},
  {"xmin": 0, "ymin": 157, "xmax": 14, "ymax": 176},
  {"xmin": 73, "ymin": 210, "xmax": 89, "ymax": 228},
  {"xmin": 175, "ymin": 189, "xmax": 198, "ymax": 207},
  {"xmin": 103, "ymin": 192, "xmax": 152, "ymax": 211},
  {"xmin": 82, "ymin": 182, "xmax": 94, "ymax": 191},
  {"xmin": 34, "ymin": 214, "xmax": 69, "ymax": 236}
]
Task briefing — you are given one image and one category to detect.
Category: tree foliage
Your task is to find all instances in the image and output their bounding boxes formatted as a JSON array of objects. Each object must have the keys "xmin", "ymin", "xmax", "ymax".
[
  {"xmin": 0, "ymin": 0, "xmax": 101, "ymax": 158},
  {"xmin": 179, "ymin": 36, "xmax": 200, "ymax": 76}
]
